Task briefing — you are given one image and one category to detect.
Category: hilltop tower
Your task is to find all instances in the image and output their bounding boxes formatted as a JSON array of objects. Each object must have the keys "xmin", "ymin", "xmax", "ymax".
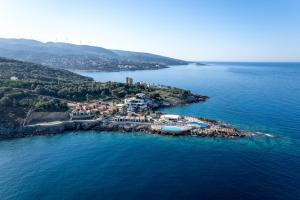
[{"xmin": 126, "ymin": 77, "xmax": 133, "ymax": 85}]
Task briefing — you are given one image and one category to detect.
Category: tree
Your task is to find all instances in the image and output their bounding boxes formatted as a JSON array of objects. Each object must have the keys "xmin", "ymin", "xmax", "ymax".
[
  {"xmin": 149, "ymin": 92, "xmax": 160, "ymax": 100},
  {"xmin": 0, "ymin": 97, "xmax": 12, "ymax": 106},
  {"xmin": 58, "ymin": 88, "xmax": 69, "ymax": 97}
]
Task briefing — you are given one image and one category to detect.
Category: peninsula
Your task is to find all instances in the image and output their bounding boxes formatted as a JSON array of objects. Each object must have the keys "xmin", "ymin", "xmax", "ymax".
[{"xmin": 0, "ymin": 58, "xmax": 248, "ymax": 139}]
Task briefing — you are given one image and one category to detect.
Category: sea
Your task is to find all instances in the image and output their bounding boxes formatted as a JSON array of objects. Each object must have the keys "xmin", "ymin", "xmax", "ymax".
[{"xmin": 0, "ymin": 62, "xmax": 299, "ymax": 200}]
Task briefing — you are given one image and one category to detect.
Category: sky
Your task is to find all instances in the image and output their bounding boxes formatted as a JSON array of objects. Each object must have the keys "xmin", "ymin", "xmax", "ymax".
[{"xmin": 0, "ymin": 0, "xmax": 300, "ymax": 61}]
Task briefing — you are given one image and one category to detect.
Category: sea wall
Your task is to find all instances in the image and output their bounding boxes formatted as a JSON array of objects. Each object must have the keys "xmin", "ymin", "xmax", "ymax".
[{"xmin": 0, "ymin": 120, "xmax": 89, "ymax": 139}]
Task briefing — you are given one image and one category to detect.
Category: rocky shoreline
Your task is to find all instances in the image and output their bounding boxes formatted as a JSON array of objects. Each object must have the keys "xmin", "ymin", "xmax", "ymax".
[
  {"xmin": 0, "ymin": 81, "xmax": 244, "ymax": 140},
  {"xmin": 0, "ymin": 116, "xmax": 249, "ymax": 140},
  {"xmin": 0, "ymin": 93, "xmax": 211, "ymax": 139}
]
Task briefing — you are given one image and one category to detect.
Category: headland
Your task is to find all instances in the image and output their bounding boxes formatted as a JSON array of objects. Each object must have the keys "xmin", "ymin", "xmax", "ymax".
[{"xmin": 0, "ymin": 58, "xmax": 249, "ymax": 139}]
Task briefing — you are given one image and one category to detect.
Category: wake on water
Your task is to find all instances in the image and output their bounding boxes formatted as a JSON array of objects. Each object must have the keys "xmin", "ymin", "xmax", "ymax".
[{"xmin": 252, "ymin": 132, "xmax": 276, "ymax": 138}]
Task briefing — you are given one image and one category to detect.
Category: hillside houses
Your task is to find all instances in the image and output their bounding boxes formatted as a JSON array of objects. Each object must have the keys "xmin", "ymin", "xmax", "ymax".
[
  {"xmin": 70, "ymin": 91, "xmax": 155, "ymax": 120},
  {"xmin": 70, "ymin": 101, "xmax": 110, "ymax": 119}
]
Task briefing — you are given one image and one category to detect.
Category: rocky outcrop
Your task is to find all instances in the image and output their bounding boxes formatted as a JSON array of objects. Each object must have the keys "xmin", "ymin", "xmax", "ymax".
[
  {"xmin": 155, "ymin": 95, "xmax": 208, "ymax": 109},
  {"xmin": 190, "ymin": 125, "xmax": 248, "ymax": 137},
  {"xmin": 0, "ymin": 118, "xmax": 250, "ymax": 140}
]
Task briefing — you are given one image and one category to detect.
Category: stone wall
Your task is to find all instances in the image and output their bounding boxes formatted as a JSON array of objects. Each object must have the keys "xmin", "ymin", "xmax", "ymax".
[{"xmin": 27, "ymin": 112, "xmax": 70, "ymax": 124}]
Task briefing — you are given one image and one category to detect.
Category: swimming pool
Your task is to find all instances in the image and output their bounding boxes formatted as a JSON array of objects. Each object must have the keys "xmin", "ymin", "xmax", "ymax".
[
  {"xmin": 160, "ymin": 126, "xmax": 188, "ymax": 132},
  {"xmin": 188, "ymin": 121, "xmax": 209, "ymax": 127}
]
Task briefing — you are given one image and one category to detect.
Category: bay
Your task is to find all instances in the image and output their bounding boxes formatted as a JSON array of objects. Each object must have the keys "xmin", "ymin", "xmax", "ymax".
[{"xmin": 0, "ymin": 62, "xmax": 299, "ymax": 200}]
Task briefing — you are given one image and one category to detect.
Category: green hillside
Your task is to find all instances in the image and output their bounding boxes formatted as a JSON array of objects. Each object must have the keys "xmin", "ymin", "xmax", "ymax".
[
  {"xmin": 0, "ymin": 58, "xmax": 204, "ymax": 135},
  {"xmin": 0, "ymin": 38, "xmax": 188, "ymax": 71}
]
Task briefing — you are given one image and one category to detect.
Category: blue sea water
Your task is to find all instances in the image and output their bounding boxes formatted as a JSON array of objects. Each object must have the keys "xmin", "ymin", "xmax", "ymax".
[{"xmin": 0, "ymin": 63, "xmax": 300, "ymax": 199}]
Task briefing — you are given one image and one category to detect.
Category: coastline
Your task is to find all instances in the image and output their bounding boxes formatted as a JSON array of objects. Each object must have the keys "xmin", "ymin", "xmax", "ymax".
[
  {"xmin": 0, "ymin": 93, "xmax": 250, "ymax": 140},
  {"xmin": 1, "ymin": 115, "xmax": 249, "ymax": 140},
  {"xmin": 69, "ymin": 62, "xmax": 206, "ymax": 73},
  {"xmin": 0, "ymin": 117, "xmax": 250, "ymax": 141}
]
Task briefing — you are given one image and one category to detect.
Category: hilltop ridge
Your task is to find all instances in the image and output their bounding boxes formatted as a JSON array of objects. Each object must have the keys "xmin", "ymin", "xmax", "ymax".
[{"xmin": 0, "ymin": 38, "xmax": 188, "ymax": 71}]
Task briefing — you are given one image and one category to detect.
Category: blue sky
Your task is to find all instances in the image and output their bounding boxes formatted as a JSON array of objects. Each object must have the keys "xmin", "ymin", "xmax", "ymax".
[{"xmin": 0, "ymin": 0, "xmax": 299, "ymax": 61}]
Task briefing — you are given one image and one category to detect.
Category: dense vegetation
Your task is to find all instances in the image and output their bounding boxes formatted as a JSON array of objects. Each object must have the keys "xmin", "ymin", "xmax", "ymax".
[
  {"xmin": 0, "ymin": 58, "xmax": 203, "ymax": 133},
  {"xmin": 0, "ymin": 38, "xmax": 188, "ymax": 71}
]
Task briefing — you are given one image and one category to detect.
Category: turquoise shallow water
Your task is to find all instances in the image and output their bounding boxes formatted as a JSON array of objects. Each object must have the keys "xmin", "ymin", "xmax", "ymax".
[{"xmin": 1, "ymin": 63, "xmax": 300, "ymax": 199}]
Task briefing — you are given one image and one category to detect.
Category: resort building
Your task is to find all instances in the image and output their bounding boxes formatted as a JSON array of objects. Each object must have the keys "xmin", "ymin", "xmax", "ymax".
[
  {"xmin": 160, "ymin": 114, "xmax": 181, "ymax": 121},
  {"xmin": 126, "ymin": 77, "xmax": 133, "ymax": 85},
  {"xmin": 124, "ymin": 97, "xmax": 147, "ymax": 112},
  {"xmin": 135, "ymin": 93, "xmax": 145, "ymax": 98},
  {"xmin": 71, "ymin": 109, "xmax": 94, "ymax": 120},
  {"xmin": 135, "ymin": 81, "xmax": 145, "ymax": 85},
  {"xmin": 116, "ymin": 103, "xmax": 127, "ymax": 114},
  {"xmin": 113, "ymin": 115, "xmax": 149, "ymax": 123},
  {"xmin": 10, "ymin": 76, "xmax": 18, "ymax": 81}
]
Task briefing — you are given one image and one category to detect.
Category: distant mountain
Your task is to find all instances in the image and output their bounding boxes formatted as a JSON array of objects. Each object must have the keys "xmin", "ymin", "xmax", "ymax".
[{"xmin": 0, "ymin": 38, "xmax": 188, "ymax": 71}]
